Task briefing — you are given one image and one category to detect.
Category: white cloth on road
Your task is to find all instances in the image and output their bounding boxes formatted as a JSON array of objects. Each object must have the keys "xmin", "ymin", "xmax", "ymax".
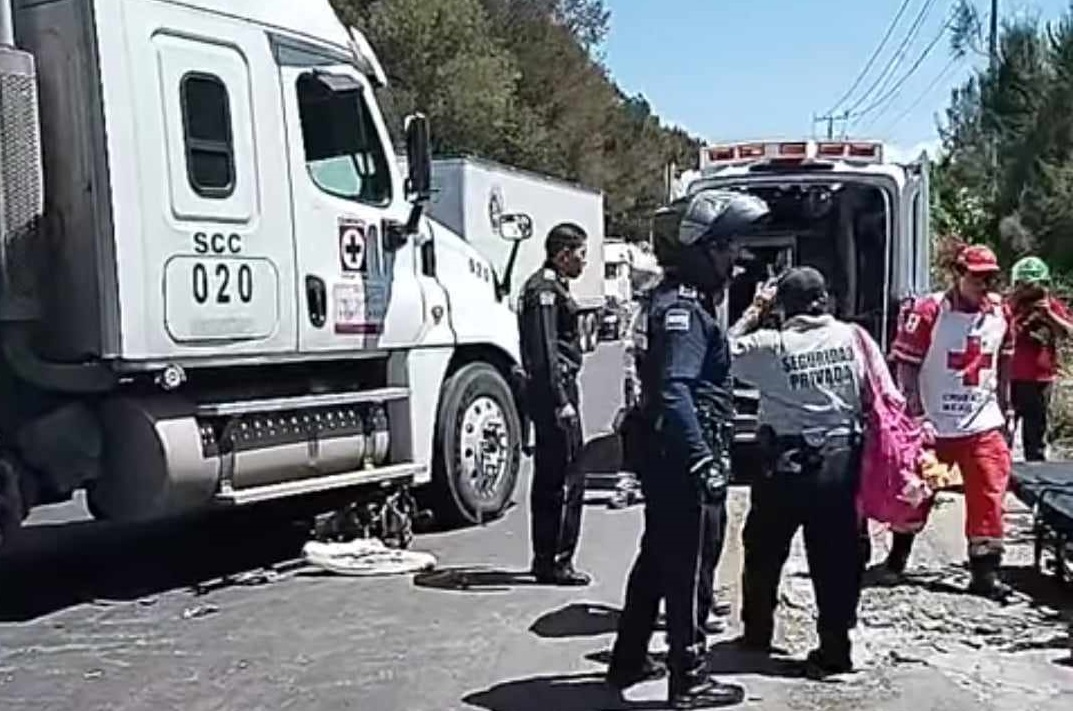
[{"xmin": 302, "ymin": 538, "xmax": 436, "ymax": 577}]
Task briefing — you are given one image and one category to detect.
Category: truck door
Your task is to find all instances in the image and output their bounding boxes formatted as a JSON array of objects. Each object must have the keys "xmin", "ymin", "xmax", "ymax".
[
  {"xmin": 278, "ymin": 62, "xmax": 430, "ymax": 351},
  {"xmin": 125, "ymin": 5, "xmax": 300, "ymax": 357}
]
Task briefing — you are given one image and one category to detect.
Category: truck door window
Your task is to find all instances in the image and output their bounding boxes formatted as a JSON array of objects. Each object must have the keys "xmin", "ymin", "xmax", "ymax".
[
  {"xmin": 296, "ymin": 72, "xmax": 391, "ymax": 205},
  {"xmin": 180, "ymin": 73, "xmax": 235, "ymax": 198}
]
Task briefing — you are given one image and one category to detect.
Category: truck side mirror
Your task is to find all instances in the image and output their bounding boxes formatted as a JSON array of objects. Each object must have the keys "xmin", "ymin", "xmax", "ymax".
[
  {"xmin": 494, "ymin": 213, "xmax": 533, "ymax": 301},
  {"xmin": 497, "ymin": 213, "xmax": 533, "ymax": 242},
  {"xmin": 404, "ymin": 113, "xmax": 431, "ymax": 201}
]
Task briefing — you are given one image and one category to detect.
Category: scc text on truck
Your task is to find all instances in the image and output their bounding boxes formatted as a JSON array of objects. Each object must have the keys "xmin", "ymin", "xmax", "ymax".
[{"xmin": 0, "ymin": 0, "xmax": 537, "ymax": 547}]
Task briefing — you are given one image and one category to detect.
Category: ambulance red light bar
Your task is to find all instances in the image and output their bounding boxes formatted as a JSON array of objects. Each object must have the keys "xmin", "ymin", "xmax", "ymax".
[
  {"xmin": 708, "ymin": 146, "xmax": 736, "ymax": 162},
  {"xmin": 778, "ymin": 142, "xmax": 807, "ymax": 157},
  {"xmin": 848, "ymin": 142, "xmax": 883, "ymax": 160},
  {"xmin": 817, "ymin": 141, "xmax": 883, "ymax": 162},
  {"xmin": 700, "ymin": 140, "xmax": 884, "ymax": 169},
  {"xmin": 737, "ymin": 143, "xmax": 765, "ymax": 159}
]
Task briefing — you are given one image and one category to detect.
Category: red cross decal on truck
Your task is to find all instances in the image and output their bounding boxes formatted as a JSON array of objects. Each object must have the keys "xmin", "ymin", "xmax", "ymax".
[{"xmin": 946, "ymin": 335, "xmax": 993, "ymax": 386}]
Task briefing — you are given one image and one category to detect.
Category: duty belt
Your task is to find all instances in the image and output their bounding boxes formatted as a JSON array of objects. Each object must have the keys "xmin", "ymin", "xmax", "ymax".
[{"xmin": 757, "ymin": 426, "xmax": 859, "ymax": 475}]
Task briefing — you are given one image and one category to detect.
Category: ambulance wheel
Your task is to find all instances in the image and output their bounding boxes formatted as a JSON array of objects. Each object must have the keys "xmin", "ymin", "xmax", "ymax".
[{"xmin": 430, "ymin": 363, "xmax": 522, "ymax": 527}]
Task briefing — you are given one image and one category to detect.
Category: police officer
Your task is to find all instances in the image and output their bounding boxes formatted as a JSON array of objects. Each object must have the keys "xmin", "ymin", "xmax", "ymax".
[
  {"xmin": 518, "ymin": 222, "xmax": 591, "ymax": 586},
  {"xmin": 730, "ymin": 266, "xmax": 879, "ymax": 678},
  {"xmin": 618, "ymin": 276, "xmax": 731, "ymax": 629},
  {"xmin": 608, "ymin": 190, "xmax": 769, "ymax": 708}
]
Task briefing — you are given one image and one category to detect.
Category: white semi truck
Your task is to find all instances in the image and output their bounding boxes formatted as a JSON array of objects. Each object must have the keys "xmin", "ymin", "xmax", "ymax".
[
  {"xmin": 669, "ymin": 139, "xmax": 932, "ymax": 452},
  {"xmin": 426, "ymin": 156, "xmax": 607, "ymax": 352},
  {"xmin": 0, "ymin": 0, "xmax": 535, "ymax": 546}
]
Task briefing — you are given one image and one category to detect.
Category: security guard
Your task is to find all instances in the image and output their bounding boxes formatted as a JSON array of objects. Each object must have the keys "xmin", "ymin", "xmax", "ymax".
[
  {"xmin": 730, "ymin": 266, "xmax": 878, "ymax": 678},
  {"xmin": 608, "ymin": 190, "xmax": 769, "ymax": 708},
  {"xmin": 518, "ymin": 222, "xmax": 591, "ymax": 586}
]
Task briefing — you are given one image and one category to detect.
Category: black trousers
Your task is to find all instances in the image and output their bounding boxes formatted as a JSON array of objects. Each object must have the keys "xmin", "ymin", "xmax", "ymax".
[
  {"xmin": 741, "ymin": 440, "xmax": 863, "ymax": 645},
  {"xmin": 529, "ymin": 382, "xmax": 585, "ymax": 570},
  {"xmin": 1013, "ymin": 380, "xmax": 1052, "ymax": 462},
  {"xmin": 611, "ymin": 461, "xmax": 727, "ymax": 684}
]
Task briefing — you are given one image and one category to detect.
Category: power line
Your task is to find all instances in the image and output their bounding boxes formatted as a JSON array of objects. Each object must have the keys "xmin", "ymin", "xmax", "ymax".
[
  {"xmin": 824, "ymin": 0, "xmax": 914, "ymax": 116},
  {"xmin": 849, "ymin": 19, "xmax": 950, "ymax": 126},
  {"xmin": 844, "ymin": 0, "xmax": 941, "ymax": 115},
  {"xmin": 871, "ymin": 57, "xmax": 962, "ymax": 135}
]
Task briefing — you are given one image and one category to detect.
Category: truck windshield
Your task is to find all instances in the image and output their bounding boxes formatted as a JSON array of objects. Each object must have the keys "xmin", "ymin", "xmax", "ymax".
[{"xmin": 718, "ymin": 180, "xmax": 890, "ymax": 340}]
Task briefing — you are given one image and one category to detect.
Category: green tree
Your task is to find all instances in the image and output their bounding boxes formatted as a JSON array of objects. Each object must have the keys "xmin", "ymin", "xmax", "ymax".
[
  {"xmin": 332, "ymin": 0, "xmax": 703, "ymax": 240},
  {"xmin": 938, "ymin": 4, "xmax": 1073, "ymax": 274}
]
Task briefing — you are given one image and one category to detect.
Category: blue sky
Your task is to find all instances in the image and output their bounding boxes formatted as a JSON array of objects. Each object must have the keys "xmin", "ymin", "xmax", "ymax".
[{"xmin": 602, "ymin": 0, "xmax": 1071, "ymax": 160}]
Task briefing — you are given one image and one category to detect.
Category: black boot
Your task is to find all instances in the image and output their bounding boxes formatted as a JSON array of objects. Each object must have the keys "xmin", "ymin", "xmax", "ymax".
[
  {"xmin": 875, "ymin": 532, "xmax": 915, "ymax": 584},
  {"xmin": 606, "ymin": 653, "xmax": 666, "ymax": 690},
  {"xmin": 804, "ymin": 629, "xmax": 853, "ymax": 679},
  {"xmin": 668, "ymin": 661, "xmax": 744, "ymax": 709},
  {"xmin": 531, "ymin": 562, "xmax": 591, "ymax": 586},
  {"xmin": 731, "ymin": 629, "xmax": 773, "ymax": 654},
  {"xmin": 967, "ymin": 553, "xmax": 1012, "ymax": 602}
]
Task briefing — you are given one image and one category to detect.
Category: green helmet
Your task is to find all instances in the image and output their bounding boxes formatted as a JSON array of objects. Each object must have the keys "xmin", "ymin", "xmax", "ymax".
[{"xmin": 1011, "ymin": 256, "xmax": 1050, "ymax": 284}]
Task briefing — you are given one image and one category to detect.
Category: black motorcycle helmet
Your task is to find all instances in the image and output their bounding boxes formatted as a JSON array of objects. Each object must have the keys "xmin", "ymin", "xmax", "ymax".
[{"xmin": 652, "ymin": 189, "xmax": 770, "ymax": 293}]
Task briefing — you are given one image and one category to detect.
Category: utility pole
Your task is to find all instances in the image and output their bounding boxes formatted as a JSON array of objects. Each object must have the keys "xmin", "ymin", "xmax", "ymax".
[
  {"xmin": 989, "ymin": 0, "xmax": 1000, "ymax": 206},
  {"xmin": 989, "ymin": 0, "xmax": 999, "ymax": 71},
  {"xmin": 813, "ymin": 111, "xmax": 850, "ymax": 139}
]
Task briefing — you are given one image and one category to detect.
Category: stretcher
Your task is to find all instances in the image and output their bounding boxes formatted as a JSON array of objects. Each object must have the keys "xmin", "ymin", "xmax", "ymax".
[{"xmin": 1010, "ymin": 462, "xmax": 1073, "ymax": 584}]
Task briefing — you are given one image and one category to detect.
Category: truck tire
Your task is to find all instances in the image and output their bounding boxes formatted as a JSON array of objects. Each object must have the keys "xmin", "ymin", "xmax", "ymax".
[{"xmin": 430, "ymin": 363, "xmax": 522, "ymax": 526}]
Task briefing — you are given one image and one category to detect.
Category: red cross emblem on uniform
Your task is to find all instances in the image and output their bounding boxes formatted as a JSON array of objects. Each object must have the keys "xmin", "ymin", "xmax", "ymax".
[{"xmin": 947, "ymin": 335, "xmax": 993, "ymax": 387}]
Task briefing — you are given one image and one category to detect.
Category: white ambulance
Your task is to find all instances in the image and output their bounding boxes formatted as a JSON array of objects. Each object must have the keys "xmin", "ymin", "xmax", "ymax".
[{"xmin": 677, "ymin": 140, "xmax": 932, "ymax": 447}]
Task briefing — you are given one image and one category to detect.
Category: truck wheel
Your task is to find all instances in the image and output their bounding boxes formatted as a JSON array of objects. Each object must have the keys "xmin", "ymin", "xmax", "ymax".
[{"xmin": 430, "ymin": 363, "xmax": 522, "ymax": 526}]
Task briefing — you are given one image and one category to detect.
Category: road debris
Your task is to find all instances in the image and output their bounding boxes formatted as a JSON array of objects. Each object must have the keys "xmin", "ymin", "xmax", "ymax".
[
  {"xmin": 301, "ymin": 538, "xmax": 436, "ymax": 577},
  {"xmin": 181, "ymin": 604, "xmax": 219, "ymax": 621}
]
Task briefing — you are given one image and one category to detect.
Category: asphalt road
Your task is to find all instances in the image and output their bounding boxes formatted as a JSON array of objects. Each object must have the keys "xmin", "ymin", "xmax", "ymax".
[{"xmin": 0, "ymin": 342, "xmax": 1070, "ymax": 711}]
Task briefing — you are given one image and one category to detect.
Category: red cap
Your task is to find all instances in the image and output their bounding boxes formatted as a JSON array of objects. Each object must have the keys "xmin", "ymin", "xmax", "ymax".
[{"xmin": 956, "ymin": 244, "xmax": 1000, "ymax": 274}]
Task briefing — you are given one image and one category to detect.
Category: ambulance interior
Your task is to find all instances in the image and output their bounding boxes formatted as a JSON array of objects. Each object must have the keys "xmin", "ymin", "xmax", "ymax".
[{"xmin": 722, "ymin": 181, "xmax": 890, "ymax": 341}]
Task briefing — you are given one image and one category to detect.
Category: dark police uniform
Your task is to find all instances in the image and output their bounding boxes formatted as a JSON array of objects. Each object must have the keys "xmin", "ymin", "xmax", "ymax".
[
  {"xmin": 518, "ymin": 265, "xmax": 585, "ymax": 580},
  {"xmin": 609, "ymin": 279, "xmax": 733, "ymax": 694},
  {"xmin": 730, "ymin": 294, "xmax": 869, "ymax": 674}
]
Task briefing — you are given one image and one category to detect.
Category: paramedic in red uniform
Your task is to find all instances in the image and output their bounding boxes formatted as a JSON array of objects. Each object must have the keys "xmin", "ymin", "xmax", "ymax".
[
  {"xmin": 886, "ymin": 244, "xmax": 1014, "ymax": 600},
  {"xmin": 1006, "ymin": 256, "xmax": 1073, "ymax": 461}
]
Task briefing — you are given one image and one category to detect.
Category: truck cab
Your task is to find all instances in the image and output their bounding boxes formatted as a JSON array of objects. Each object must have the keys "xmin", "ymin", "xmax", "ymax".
[
  {"xmin": 675, "ymin": 139, "xmax": 932, "ymax": 450},
  {"xmin": 0, "ymin": 0, "xmax": 527, "ymax": 543}
]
